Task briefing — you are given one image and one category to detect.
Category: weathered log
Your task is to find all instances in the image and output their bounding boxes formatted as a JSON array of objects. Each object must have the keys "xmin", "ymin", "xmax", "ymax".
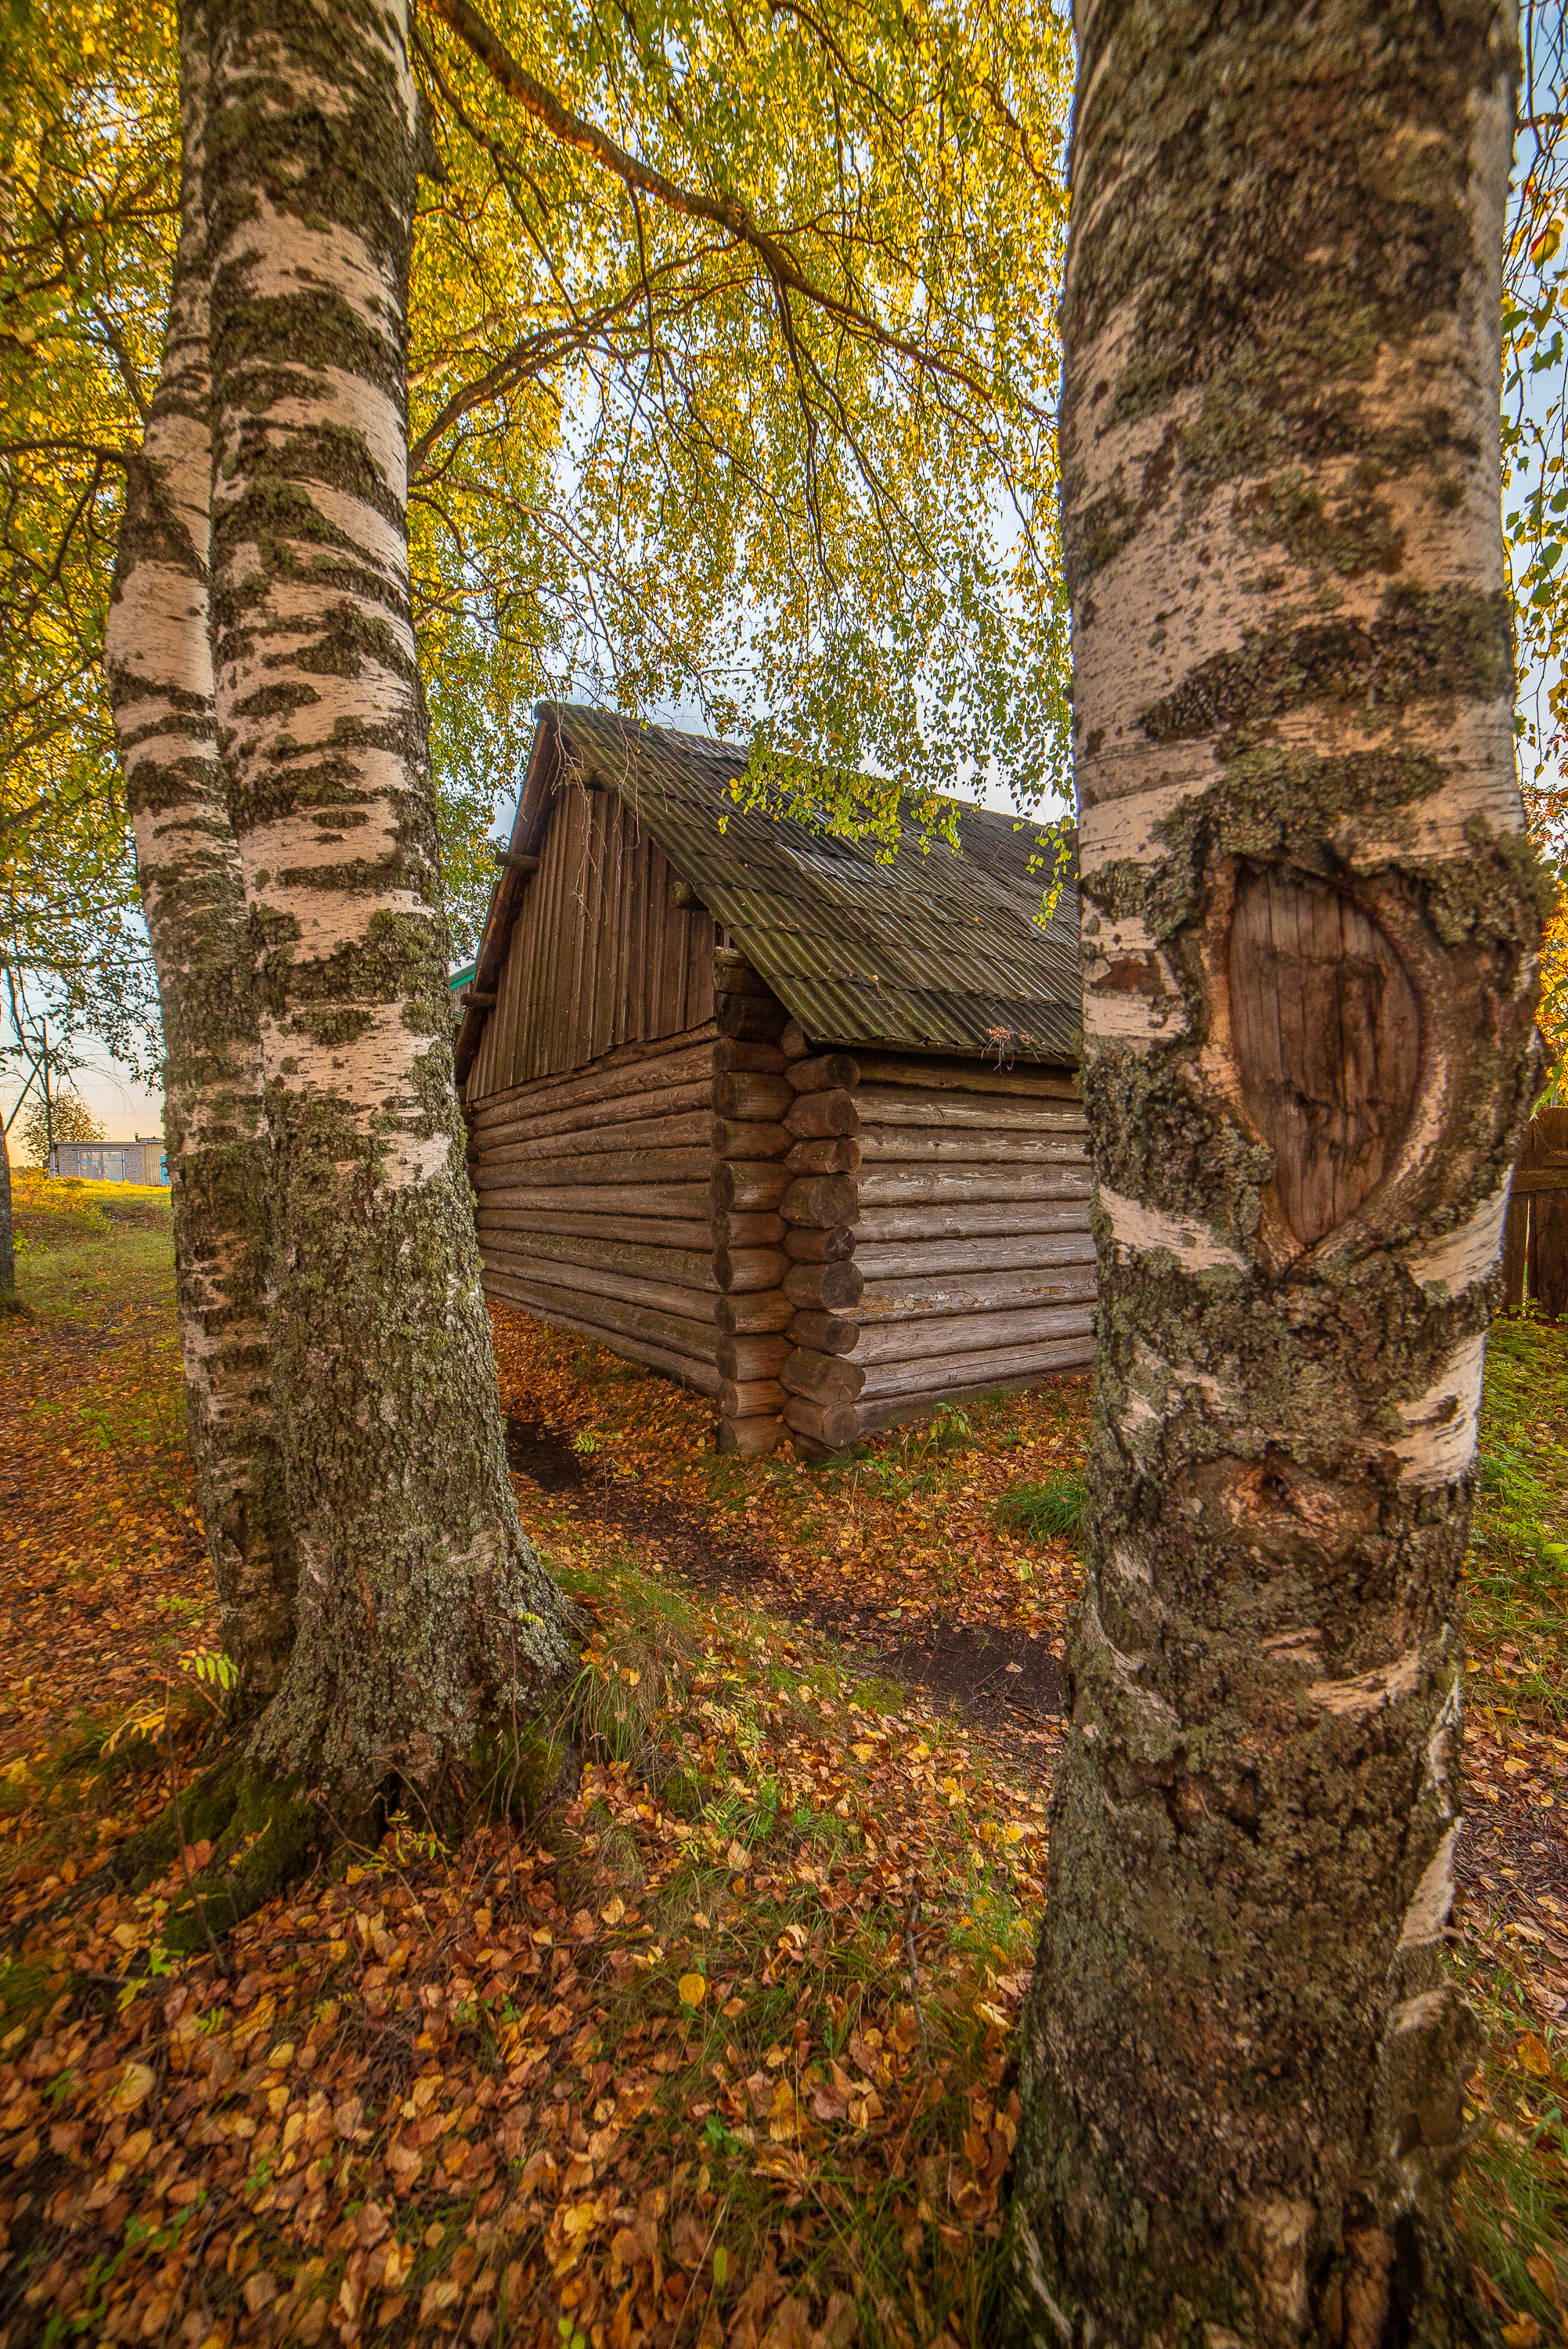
[
  {"xmin": 782, "ymin": 1348, "xmax": 865, "ymax": 1402},
  {"xmin": 713, "ymin": 1210, "xmax": 787, "ymax": 1248},
  {"xmin": 779, "ymin": 1019, "xmax": 812, "ymax": 1060},
  {"xmin": 476, "ymin": 1229, "xmax": 717, "ymax": 1293},
  {"xmin": 481, "ymin": 1272, "xmax": 721, "ymax": 1393},
  {"xmin": 712, "ymin": 1161, "xmax": 791, "ymax": 1212},
  {"xmin": 716, "ymin": 994, "xmax": 789, "ymax": 1041},
  {"xmin": 856, "ymin": 1333, "xmax": 1095, "ymax": 1403},
  {"xmin": 462, "ymin": 988, "xmax": 497, "ymax": 1010},
  {"xmin": 718, "ymin": 1416, "xmax": 785, "ymax": 1459},
  {"xmin": 854, "ymin": 1201, "xmax": 1093, "ymax": 1244},
  {"xmin": 474, "ymin": 1145, "xmax": 709, "ymax": 1190},
  {"xmin": 712, "ymin": 1118, "xmax": 792, "ymax": 1161},
  {"xmin": 784, "ymin": 1393, "xmax": 861, "ymax": 1449},
  {"xmin": 856, "ymin": 1268, "xmax": 1098, "ymax": 1324},
  {"xmin": 852, "ymin": 1052, "xmax": 1079, "ymax": 1099},
  {"xmin": 493, "ymin": 848, "xmax": 540, "ymax": 876},
  {"xmin": 782, "ymin": 1259, "xmax": 864, "ymax": 1311},
  {"xmin": 468, "ymin": 1075, "xmax": 712, "ymax": 1153},
  {"xmin": 852, "ymin": 1354, "xmax": 1090, "ymax": 1436},
  {"xmin": 715, "ymin": 1292, "xmax": 795, "ymax": 1337},
  {"xmin": 780, "ymin": 1174, "xmax": 858, "ymax": 1227},
  {"xmin": 712, "ymin": 1073, "xmax": 795, "ymax": 1122},
  {"xmin": 787, "ymin": 1310, "xmax": 860, "ymax": 1356},
  {"xmin": 857, "ymin": 1166, "xmax": 1094, "ymax": 1207},
  {"xmin": 478, "ymin": 1107, "xmax": 712, "ymax": 1165},
  {"xmin": 786, "ymin": 1052, "xmax": 860, "ymax": 1095},
  {"xmin": 714, "ymin": 949, "xmax": 773, "ymax": 998},
  {"xmin": 478, "ymin": 1209, "xmax": 712, "ymax": 1253},
  {"xmin": 473, "ymin": 1181, "xmax": 712, "ymax": 1219},
  {"xmin": 670, "ymin": 876, "xmax": 703, "ymax": 911},
  {"xmin": 712, "ymin": 1246, "xmax": 791, "ymax": 1294},
  {"xmin": 784, "ymin": 1225, "xmax": 856, "ymax": 1263},
  {"xmin": 786, "ymin": 1089, "xmax": 860, "ymax": 1139},
  {"xmin": 856, "ymin": 1081, "xmax": 1088, "ymax": 1136},
  {"xmin": 853, "ymin": 1232, "xmax": 1097, "ymax": 1279},
  {"xmin": 857, "ymin": 1128, "xmax": 1088, "ymax": 1167},
  {"xmin": 785, "ymin": 1137, "xmax": 861, "ymax": 1176},
  {"xmin": 482, "ymin": 1246, "xmax": 720, "ymax": 1325},
  {"xmin": 712, "ymin": 1038, "xmax": 788, "ymax": 1076},
  {"xmin": 849, "ymin": 1301, "xmax": 1094, "ymax": 1366},
  {"xmin": 720, "ymin": 1377, "xmax": 790, "ymax": 1419},
  {"xmin": 470, "ymin": 1030, "xmax": 716, "ymax": 1129},
  {"xmin": 717, "ymin": 1333, "xmax": 791, "ymax": 1383}
]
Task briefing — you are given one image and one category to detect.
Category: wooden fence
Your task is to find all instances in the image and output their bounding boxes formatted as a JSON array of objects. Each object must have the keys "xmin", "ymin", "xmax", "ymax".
[{"xmin": 1503, "ymin": 1105, "xmax": 1568, "ymax": 1320}]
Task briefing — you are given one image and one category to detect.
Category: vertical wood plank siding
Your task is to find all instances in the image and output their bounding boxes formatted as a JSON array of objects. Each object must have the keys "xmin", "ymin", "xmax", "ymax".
[
  {"xmin": 1501, "ymin": 1104, "xmax": 1568, "ymax": 1322},
  {"xmin": 469, "ymin": 782, "xmax": 716, "ymax": 1098}
]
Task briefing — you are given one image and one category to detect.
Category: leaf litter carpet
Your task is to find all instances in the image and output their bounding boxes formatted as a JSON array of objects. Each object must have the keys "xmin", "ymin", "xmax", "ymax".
[{"xmin": 0, "ymin": 1279, "xmax": 1565, "ymax": 2346}]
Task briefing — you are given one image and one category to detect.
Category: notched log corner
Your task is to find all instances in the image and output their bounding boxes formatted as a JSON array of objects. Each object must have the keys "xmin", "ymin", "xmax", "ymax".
[{"xmin": 1229, "ymin": 868, "xmax": 1419, "ymax": 1247}]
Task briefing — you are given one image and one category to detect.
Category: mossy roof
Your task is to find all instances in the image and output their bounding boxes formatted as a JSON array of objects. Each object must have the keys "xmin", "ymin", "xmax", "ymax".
[{"xmin": 492, "ymin": 702, "xmax": 1081, "ymax": 1063}]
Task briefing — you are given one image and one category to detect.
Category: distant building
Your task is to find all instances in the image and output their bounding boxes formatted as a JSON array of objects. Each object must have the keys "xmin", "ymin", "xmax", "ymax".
[{"xmin": 51, "ymin": 1135, "xmax": 168, "ymax": 1185}]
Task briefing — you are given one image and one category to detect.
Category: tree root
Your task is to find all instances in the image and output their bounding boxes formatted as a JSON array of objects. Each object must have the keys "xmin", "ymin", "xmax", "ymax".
[{"xmin": 7, "ymin": 1672, "xmax": 600, "ymax": 1981}]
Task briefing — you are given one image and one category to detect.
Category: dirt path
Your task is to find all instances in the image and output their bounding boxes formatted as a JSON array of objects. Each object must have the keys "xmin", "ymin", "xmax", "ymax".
[{"xmin": 506, "ymin": 1416, "xmax": 1069, "ymax": 1789}]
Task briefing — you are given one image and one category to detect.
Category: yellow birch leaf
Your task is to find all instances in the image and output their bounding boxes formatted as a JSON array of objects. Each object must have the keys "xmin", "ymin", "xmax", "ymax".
[
  {"xmin": 1517, "ymin": 2032, "xmax": 1553, "ymax": 2077},
  {"xmin": 110, "ymin": 2062, "xmax": 155, "ymax": 2114}
]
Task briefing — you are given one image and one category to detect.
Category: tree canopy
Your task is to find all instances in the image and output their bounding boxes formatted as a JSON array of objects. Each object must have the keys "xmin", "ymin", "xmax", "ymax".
[
  {"xmin": 2, "ymin": 0, "xmax": 1075, "ymax": 1025},
  {"xmin": 1505, "ymin": 0, "xmax": 1568, "ymax": 1082}
]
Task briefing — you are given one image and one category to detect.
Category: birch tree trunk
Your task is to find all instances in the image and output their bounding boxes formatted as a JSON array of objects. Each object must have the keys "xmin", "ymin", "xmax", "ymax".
[
  {"xmin": 203, "ymin": 0, "xmax": 573, "ymax": 1816},
  {"xmin": 0, "ymin": 1122, "xmax": 17, "ymax": 1309},
  {"xmin": 104, "ymin": 1, "xmax": 294, "ymax": 1710},
  {"xmin": 1011, "ymin": 5, "xmax": 1546, "ymax": 2342}
]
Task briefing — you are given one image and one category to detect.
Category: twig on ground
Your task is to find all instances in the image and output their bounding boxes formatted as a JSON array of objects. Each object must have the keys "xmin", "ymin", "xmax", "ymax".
[{"xmin": 902, "ymin": 1882, "xmax": 931, "ymax": 2066}]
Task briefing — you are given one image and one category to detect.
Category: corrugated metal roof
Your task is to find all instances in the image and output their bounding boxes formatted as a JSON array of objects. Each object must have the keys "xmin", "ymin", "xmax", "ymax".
[{"xmin": 536, "ymin": 704, "xmax": 1081, "ymax": 1062}]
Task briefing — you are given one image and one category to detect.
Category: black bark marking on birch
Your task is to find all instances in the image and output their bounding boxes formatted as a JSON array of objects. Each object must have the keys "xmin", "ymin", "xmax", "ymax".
[
  {"xmin": 1012, "ymin": 0, "xmax": 1537, "ymax": 2337},
  {"xmin": 1230, "ymin": 871, "xmax": 1420, "ymax": 1247},
  {"xmin": 203, "ymin": 0, "xmax": 574, "ymax": 1807},
  {"xmin": 103, "ymin": 0, "xmax": 295, "ymax": 1712}
]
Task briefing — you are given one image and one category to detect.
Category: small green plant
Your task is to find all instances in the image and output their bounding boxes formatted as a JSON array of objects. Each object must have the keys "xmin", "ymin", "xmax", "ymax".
[{"xmin": 993, "ymin": 1470, "xmax": 1087, "ymax": 1545}]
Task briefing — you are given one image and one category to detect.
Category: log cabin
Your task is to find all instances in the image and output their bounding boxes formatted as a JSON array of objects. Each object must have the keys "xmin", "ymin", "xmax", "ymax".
[{"xmin": 456, "ymin": 702, "xmax": 1093, "ymax": 1457}]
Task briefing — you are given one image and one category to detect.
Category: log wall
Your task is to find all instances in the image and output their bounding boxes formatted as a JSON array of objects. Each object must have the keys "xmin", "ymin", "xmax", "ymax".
[
  {"xmin": 469, "ymin": 1023, "xmax": 725, "ymax": 1395},
  {"xmin": 779, "ymin": 1051, "xmax": 1095, "ymax": 1456}
]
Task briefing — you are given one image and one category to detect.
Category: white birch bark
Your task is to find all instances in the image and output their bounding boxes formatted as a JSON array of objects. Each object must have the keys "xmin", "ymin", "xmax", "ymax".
[
  {"xmin": 104, "ymin": 0, "xmax": 294, "ymax": 1705},
  {"xmin": 1011, "ymin": 3, "xmax": 1545, "ymax": 2340},
  {"xmin": 202, "ymin": 0, "xmax": 571, "ymax": 1805}
]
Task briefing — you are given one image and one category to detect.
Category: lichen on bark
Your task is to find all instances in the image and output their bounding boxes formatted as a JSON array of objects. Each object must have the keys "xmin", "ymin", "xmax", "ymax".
[
  {"xmin": 103, "ymin": 0, "xmax": 294, "ymax": 1712},
  {"xmin": 1010, "ymin": 2, "xmax": 1542, "ymax": 2341},
  {"xmin": 202, "ymin": 0, "xmax": 575, "ymax": 1810}
]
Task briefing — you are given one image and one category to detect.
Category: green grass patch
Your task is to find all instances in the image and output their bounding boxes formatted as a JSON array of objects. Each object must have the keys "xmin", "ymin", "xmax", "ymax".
[
  {"xmin": 993, "ymin": 1470, "xmax": 1087, "ymax": 1546},
  {"xmin": 1470, "ymin": 1315, "xmax": 1568, "ymax": 1719}
]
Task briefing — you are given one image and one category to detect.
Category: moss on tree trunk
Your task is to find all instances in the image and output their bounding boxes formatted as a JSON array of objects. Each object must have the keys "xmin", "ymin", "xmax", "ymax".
[
  {"xmin": 1009, "ymin": 3, "xmax": 1545, "ymax": 2341},
  {"xmin": 202, "ymin": 0, "xmax": 575, "ymax": 1813},
  {"xmin": 104, "ymin": 0, "xmax": 294, "ymax": 1711},
  {"xmin": 0, "ymin": 1122, "xmax": 18, "ymax": 1310}
]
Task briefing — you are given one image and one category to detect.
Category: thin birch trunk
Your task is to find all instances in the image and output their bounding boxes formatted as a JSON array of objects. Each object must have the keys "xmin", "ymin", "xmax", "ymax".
[
  {"xmin": 0, "ymin": 1121, "xmax": 16, "ymax": 1308},
  {"xmin": 1010, "ymin": 4, "xmax": 1546, "ymax": 2341},
  {"xmin": 104, "ymin": 0, "xmax": 294, "ymax": 1709},
  {"xmin": 203, "ymin": 0, "xmax": 572, "ymax": 1812}
]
